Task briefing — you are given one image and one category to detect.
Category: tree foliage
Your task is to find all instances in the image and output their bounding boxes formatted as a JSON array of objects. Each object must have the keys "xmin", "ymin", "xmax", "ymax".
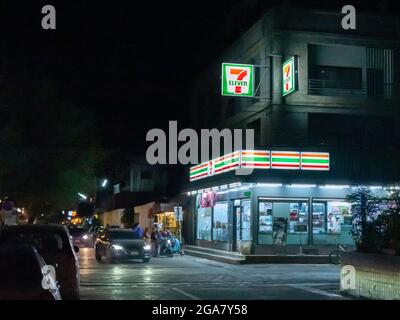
[{"xmin": 0, "ymin": 78, "xmax": 108, "ymax": 220}]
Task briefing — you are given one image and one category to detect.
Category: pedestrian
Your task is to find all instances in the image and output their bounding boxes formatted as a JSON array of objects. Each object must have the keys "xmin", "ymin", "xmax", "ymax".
[
  {"xmin": 144, "ymin": 227, "xmax": 151, "ymax": 244},
  {"xmin": 132, "ymin": 223, "xmax": 144, "ymax": 239},
  {"xmin": 151, "ymin": 226, "xmax": 161, "ymax": 257}
]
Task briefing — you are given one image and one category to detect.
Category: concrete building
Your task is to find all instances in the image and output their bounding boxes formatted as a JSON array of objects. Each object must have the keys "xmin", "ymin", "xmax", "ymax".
[{"xmin": 184, "ymin": 6, "xmax": 400, "ymax": 255}]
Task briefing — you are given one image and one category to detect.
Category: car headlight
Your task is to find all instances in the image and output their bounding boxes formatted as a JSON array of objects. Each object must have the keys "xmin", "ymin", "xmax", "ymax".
[
  {"xmin": 82, "ymin": 235, "xmax": 89, "ymax": 240},
  {"xmin": 143, "ymin": 244, "xmax": 151, "ymax": 251},
  {"xmin": 112, "ymin": 244, "xmax": 124, "ymax": 250}
]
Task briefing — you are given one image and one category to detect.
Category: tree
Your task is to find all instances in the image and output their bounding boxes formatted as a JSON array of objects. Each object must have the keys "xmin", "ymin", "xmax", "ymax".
[
  {"xmin": 0, "ymin": 77, "xmax": 109, "ymax": 221},
  {"xmin": 346, "ymin": 186, "xmax": 383, "ymax": 253},
  {"xmin": 379, "ymin": 185, "xmax": 400, "ymax": 255}
]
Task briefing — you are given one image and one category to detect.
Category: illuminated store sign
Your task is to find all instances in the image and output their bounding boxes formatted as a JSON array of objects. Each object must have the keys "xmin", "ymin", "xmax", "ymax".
[
  {"xmin": 282, "ymin": 56, "xmax": 298, "ymax": 96},
  {"xmin": 221, "ymin": 63, "xmax": 254, "ymax": 97},
  {"xmin": 300, "ymin": 152, "xmax": 330, "ymax": 171},
  {"xmin": 190, "ymin": 150, "xmax": 330, "ymax": 182}
]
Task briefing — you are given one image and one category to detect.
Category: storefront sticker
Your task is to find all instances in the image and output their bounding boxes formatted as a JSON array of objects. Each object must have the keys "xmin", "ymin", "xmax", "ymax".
[{"xmin": 221, "ymin": 63, "xmax": 254, "ymax": 97}]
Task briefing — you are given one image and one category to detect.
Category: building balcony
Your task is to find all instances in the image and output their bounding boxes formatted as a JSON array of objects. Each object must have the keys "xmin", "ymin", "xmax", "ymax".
[{"xmin": 308, "ymin": 79, "xmax": 367, "ymax": 98}]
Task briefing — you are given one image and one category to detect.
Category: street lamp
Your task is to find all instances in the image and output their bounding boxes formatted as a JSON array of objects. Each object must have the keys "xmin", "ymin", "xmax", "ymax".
[
  {"xmin": 101, "ymin": 179, "xmax": 108, "ymax": 188},
  {"xmin": 78, "ymin": 193, "xmax": 87, "ymax": 200}
]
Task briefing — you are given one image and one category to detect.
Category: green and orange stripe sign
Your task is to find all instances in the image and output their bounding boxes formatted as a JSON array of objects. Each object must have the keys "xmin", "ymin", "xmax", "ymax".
[
  {"xmin": 189, "ymin": 162, "xmax": 210, "ymax": 181},
  {"xmin": 301, "ymin": 152, "xmax": 330, "ymax": 171},
  {"xmin": 240, "ymin": 150, "xmax": 270, "ymax": 169},
  {"xmin": 189, "ymin": 150, "xmax": 330, "ymax": 182},
  {"xmin": 214, "ymin": 151, "xmax": 240, "ymax": 175},
  {"xmin": 271, "ymin": 151, "xmax": 300, "ymax": 170}
]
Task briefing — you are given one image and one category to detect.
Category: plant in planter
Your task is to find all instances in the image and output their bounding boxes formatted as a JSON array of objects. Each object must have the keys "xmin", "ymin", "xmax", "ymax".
[
  {"xmin": 346, "ymin": 186, "xmax": 383, "ymax": 253},
  {"xmin": 378, "ymin": 185, "xmax": 400, "ymax": 255}
]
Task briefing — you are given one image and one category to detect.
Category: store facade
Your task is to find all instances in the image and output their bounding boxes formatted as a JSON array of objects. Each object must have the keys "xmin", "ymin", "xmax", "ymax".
[{"xmin": 186, "ymin": 150, "xmax": 387, "ymax": 255}]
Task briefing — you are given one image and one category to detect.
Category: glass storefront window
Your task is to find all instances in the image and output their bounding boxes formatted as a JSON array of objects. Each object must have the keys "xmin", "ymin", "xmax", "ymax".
[
  {"xmin": 241, "ymin": 200, "xmax": 251, "ymax": 241},
  {"xmin": 197, "ymin": 207, "xmax": 212, "ymax": 240},
  {"xmin": 258, "ymin": 202, "xmax": 273, "ymax": 233},
  {"xmin": 213, "ymin": 202, "xmax": 229, "ymax": 242},
  {"xmin": 288, "ymin": 202, "xmax": 308, "ymax": 234},
  {"xmin": 327, "ymin": 201, "xmax": 351, "ymax": 234},
  {"xmin": 312, "ymin": 203, "xmax": 326, "ymax": 234},
  {"xmin": 313, "ymin": 200, "xmax": 354, "ymax": 245}
]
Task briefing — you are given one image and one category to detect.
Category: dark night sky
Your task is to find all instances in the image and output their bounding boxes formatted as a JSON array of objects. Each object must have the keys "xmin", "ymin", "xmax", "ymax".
[{"xmin": 0, "ymin": 0, "xmax": 398, "ymax": 158}]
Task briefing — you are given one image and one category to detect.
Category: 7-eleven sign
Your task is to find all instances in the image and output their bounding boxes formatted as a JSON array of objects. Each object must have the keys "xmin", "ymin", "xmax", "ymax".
[
  {"xmin": 282, "ymin": 56, "xmax": 298, "ymax": 96},
  {"xmin": 222, "ymin": 63, "xmax": 254, "ymax": 97}
]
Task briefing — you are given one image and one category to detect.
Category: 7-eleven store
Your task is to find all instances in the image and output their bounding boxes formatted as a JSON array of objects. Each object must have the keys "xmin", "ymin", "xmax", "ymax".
[{"xmin": 186, "ymin": 150, "xmax": 385, "ymax": 255}]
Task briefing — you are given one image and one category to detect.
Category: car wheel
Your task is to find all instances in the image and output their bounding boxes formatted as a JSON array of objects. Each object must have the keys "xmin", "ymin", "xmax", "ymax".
[{"xmin": 143, "ymin": 258, "xmax": 150, "ymax": 263}]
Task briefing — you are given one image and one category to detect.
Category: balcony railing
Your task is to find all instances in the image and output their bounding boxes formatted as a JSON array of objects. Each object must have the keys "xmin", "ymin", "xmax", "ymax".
[{"xmin": 308, "ymin": 79, "xmax": 367, "ymax": 97}]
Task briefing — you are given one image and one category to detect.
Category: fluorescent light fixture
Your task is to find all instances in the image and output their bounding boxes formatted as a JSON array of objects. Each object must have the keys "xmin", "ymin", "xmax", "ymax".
[
  {"xmin": 187, "ymin": 192, "xmax": 191, "ymax": 196},
  {"xmin": 212, "ymin": 186, "xmax": 219, "ymax": 191},
  {"xmin": 229, "ymin": 182, "xmax": 241, "ymax": 188},
  {"xmin": 256, "ymin": 183, "xmax": 283, "ymax": 187},
  {"xmin": 219, "ymin": 184, "xmax": 229, "ymax": 190},
  {"xmin": 190, "ymin": 191, "xmax": 197, "ymax": 195},
  {"xmin": 101, "ymin": 179, "xmax": 108, "ymax": 187},
  {"xmin": 78, "ymin": 193, "xmax": 87, "ymax": 200},
  {"xmin": 288, "ymin": 184, "xmax": 316, "ymax": 188},
  {"xmin": 320, "ymin": 185, "xmax": 350, "ymax": 189},
  {"xmin": 369, "ymin": 186, "xmax": 383, "ymax": 189},
  {"xmin": 217, "ymin": 190, "xmax": 229, "ymax": 195}
]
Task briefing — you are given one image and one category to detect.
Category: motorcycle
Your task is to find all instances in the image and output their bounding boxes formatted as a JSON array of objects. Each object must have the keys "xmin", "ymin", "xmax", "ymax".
[{"xmin": 159, "ymin": 236, "xmax": 174, "ymax": 258}]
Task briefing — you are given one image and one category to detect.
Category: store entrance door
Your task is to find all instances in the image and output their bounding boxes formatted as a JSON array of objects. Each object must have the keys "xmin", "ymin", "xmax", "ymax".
[{"xmin": 232, "ymin": 199, "xmax": 251, "ymax": 252}]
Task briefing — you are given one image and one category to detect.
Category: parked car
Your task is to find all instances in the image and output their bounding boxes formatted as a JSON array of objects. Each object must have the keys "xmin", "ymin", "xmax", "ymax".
[
  {"xmin": 68, "ymin": 227, "xmax": 94, "ymax": 248},
  {"xmin": 0, "ymin": 244, "xmax": 62, "ymax": 300},
  {"xmin": 0, "ymin": 224, "xmax": 80, "ymax": 300},
  {"xmin": 95, "ymin": 228, "xmax": 151, "ymax": 263}
]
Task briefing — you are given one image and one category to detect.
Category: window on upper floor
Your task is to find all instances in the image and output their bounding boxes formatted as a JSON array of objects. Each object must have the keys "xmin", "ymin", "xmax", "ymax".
[{"xmin": 308, "ymin": 44, "xmax": 394, "ymax": 99}]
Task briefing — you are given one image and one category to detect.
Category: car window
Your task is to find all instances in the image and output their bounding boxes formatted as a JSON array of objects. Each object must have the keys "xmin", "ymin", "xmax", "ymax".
[
  {"xmin": 1, "ymin": 232, "xmax": 66, "ymax": 252},
  {"xmin": 69, "ymin": 228, "xmax": 86, "ymax": 236},
  {"xmin": 0, "ymin": 247, "xmax": 43, "ymax": 290},
  {"xmin": 109, "ymin": 230, "xmax": 140, "ymax": 240}
]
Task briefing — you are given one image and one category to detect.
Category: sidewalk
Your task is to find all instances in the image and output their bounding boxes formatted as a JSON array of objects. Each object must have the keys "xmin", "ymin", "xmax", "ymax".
[{"xmin": 184, "ymin": 245, "xmax": 330, "ymax": 264}]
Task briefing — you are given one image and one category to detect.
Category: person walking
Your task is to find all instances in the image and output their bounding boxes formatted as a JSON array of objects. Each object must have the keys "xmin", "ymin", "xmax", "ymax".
[
  {"xmin": 151, "ymin": 226, "xmax": 161, "ymax": 257},
  {"xmin": 144, "ymin": 227, "xmax": 151, "ymax": 245}
]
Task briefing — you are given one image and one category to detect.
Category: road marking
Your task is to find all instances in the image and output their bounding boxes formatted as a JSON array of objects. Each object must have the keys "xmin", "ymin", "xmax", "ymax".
[
  {"xmin": 287, "ymin": 284, "xmax": 345, "ymax": 299},
  {"xmin": 172, "ymin": 287, "xmax": 201, "ymax": 300}
]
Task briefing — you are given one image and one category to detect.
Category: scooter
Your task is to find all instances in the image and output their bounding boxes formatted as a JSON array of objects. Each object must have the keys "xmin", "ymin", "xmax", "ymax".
[
  {"xmin": 159, "ymin": 237, "xmax": 174, "ymax": 257},
  {"xmin": 170, "ymin": 236, "xmax": 184, "ymax": 256}
]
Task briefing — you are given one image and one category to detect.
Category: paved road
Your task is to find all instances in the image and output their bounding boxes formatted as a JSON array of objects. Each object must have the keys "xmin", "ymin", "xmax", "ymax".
[{"xmin": 78, "ymin": 248, "xmax": 346, "ymax": 300}]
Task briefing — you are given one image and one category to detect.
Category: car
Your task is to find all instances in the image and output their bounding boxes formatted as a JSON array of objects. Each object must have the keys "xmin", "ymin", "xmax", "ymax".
[
  {"xmin": 0, "ymin": 224, "xmax": 80, "ymax": 300},
  {"xmin": 95, "ymin": 228, "xmax": 152, "ymax": 263},
  {"xmin": 68, "ymin": 227, "xmax": 94, "ymax": 248},
  {"xmin": 0, "ymin": 244, "xmax": 62, "ymax": 300}
]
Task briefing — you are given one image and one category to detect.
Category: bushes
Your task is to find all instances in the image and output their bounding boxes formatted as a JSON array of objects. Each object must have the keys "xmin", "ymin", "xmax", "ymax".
[{"xmin": 347, "ymin": 185, "xmax": 400, "ymax": 255}]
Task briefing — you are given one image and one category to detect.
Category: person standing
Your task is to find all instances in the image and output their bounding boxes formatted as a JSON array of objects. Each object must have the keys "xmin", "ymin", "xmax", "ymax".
[{"xmin": 151, "ymin": 226, "xmax": 161, "ymax": 257}]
